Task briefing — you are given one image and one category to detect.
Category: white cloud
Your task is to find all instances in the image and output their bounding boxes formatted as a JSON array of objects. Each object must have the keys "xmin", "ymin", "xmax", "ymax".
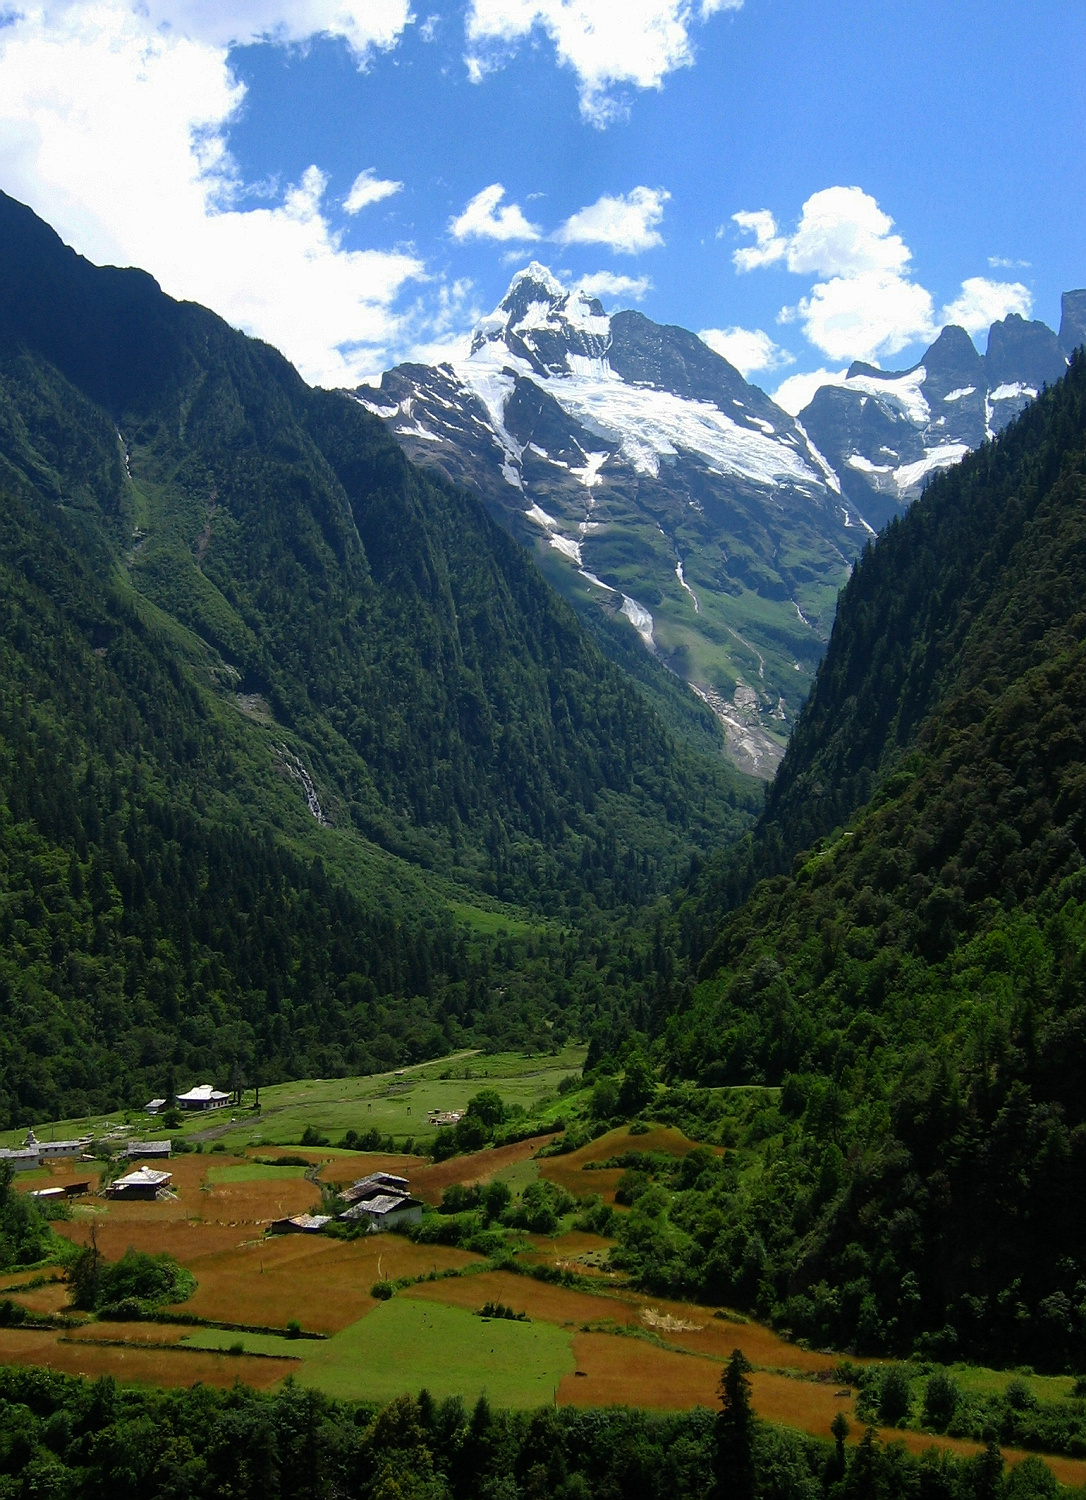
[
  {"xmin": 0, "ymin": 0, "xmax": 422, "ymax": 387},
  {"xmin": 988, "ymin": 255, "xmax": 1030, "ymax": 270},
  {"xmin": 771, "ymin": 367, "xmax": 849, "ymax": 417},
  {"xmin": 732, "ymin": 187, "xmax": 935, "ymax": 363},
  {"xmin": 555, "ymin": 186, "xmax": 668, "ymax": 254},
  {"xmin": 343, "ymin": 167, "xmax": 402, "ymax": 214},
  {"xmin": 131, "ymin": 0, "xmax": 413, "ymax": 56},
  {"xmin": 449, "ymin": 183, "xmax": 541, "ymax": 242},
  {"xmin": 576, "ymin": 271, "xmax": 651, "ymax": 302},
  {"xmin": 464, "ymin": 0, "xmax": 742, "ymax": 126},
  {"xmin": 731, "ymin": 209, "xmax": 785, "ymax": 271},
  {"xmin": 795, "ymin": 271, "xmax": 935, "ymax": 364},
  {"xmin": 698, "ymin": 325, "xmax": 793, "ymax": 378},
  {"xmin": 941, "ymin": 276, "xmax": 1032, "ymax": 335}
]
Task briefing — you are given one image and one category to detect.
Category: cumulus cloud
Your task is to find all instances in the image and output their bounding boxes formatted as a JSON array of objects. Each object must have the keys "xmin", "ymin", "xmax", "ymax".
[
  {"xmin": 0, "ymin": 0, "xmax": 421, "ymax": 387},
  {"xmin": 555, "ymin": 186, "xmax": 668, "ymax": 254},
  {"xmin": 576, "ymin": 271, "xmax": 652, "ymax": 302},
  {"xmin": 732, "ymin": 187, "xmax": 935, "ymax": 364},
  {"xmin": 449, "ymin": 184, "xmax": 541, "ymax": 242},
  {"xmin": 464, "ymin": 0, "xmax": 742, "ymax": 126},
  {"xmin": 941, "ymin": 276, "xmax": 1032, "ymax": 335},
  {"xmin": 343, "ymin": 168, "xmax": 402, "ymax": 214},
  {"xmin": 771, "ymin": 367, "xmax": 849, "ymax": 417},
  {"xmin": 698, "ymin": 325, "xmax": 793, "ymax": 378}
]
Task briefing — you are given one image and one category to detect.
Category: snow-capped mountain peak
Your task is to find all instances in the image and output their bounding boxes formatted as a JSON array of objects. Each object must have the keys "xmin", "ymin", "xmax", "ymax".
[
  {"xmin": 358, "ymin": 265, "xmax": 860, "ymax": 777},
  {"xmin": 470, "ymin": 263, "xmax": 611, "ymax": 375}
]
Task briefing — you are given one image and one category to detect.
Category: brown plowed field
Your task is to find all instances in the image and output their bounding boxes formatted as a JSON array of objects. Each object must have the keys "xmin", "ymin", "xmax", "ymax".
[
  {"xmin": 176, "ymin": 1233, "xmax": 480, "ymax": 1334},
  {"xmin": 57, "ymin": 1218, "xmax": 258, "ymax": 1260},
  {"xmin": 63, "ymin": 1321, "xmax": 190, "ymax": 1344},
  {"xmin": 0, "ymin": 1326, "xmax": 295, "ymax": 1389},
  {"xmin": 12, "ymin": 1162, "xmax": 101, "ymax": 1194},
  {"xmin": 558, "ymin": 1331, "xmax": 718, "ymax": 1408},
  {"xmin": 3, "ymin": 1282, "xmax": 70, "ymax": 1315},
  {"xmin": 404, "ymin": 1271, "xmax": 638, "ymax": 1328},
  {"xmin": 200, "ymin": 1176, "xmax": 321, "ymax": 1224}
]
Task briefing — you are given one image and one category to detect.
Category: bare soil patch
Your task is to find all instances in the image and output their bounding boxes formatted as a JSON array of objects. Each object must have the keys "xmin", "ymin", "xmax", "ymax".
[
  {"xmin": 0, "ymin": 1325, "xmax": 294, "ymax": 1389},
  {"xmin": 404, "ymin": 1271, "xmax": 637, "ymax": 1329}
]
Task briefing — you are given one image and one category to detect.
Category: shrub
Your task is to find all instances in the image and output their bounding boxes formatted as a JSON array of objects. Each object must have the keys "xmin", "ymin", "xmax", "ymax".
[
  {"xmin": 878, "ymin": 1366, "xmax": 913, "ymax": 1427},
  {"xmin": 300, "ymin": 1126, "xmax": 328, "ymax": 1147},
  {"xmin": 923, "ymin": 1371, "xmax": 961, "ymax": 1431},
  {"xmin": 68, "ymin": 1245, "xmax": 195, "ymax": 1313},
  {"xmin": 589, "ymin": 1078, "xmax": 619, "ymax": 1121},
  {"xmin": 465, "ymin": 1090, "xmax": 506, "ymax": 1129},
  {"xmin": 370, "ymin": 1283, "xmax": 394, "ymax": 1301}
]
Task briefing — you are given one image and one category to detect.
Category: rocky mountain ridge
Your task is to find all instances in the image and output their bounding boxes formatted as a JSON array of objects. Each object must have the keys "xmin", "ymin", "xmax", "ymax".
[
  {"xmin": 799, "ymin": 290, "xmax": 1086, "ymax": 529},
  {"xmin": 365, "ymin": 268, "xmax": 1084, "ymax": 776}
]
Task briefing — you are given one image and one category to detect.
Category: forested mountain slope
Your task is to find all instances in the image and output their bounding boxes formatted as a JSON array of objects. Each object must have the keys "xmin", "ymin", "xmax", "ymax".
[
  {"xmin": 655, "ymin": 355, "xmax": 1086, "ymax": 1366},
  {"xmin": 0, "ymin": 192, "xmax": 755, "ymax": 1124}
]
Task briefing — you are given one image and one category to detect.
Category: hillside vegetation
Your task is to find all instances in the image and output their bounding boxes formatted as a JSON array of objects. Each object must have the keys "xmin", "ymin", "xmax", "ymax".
[
  {"xmin": 0, "ymin": 192, "xmax": 756, "ymax": 1124},
  {"xmin": 646, "ymin": 354, "xmax": 1086, "ymax": 1367}
]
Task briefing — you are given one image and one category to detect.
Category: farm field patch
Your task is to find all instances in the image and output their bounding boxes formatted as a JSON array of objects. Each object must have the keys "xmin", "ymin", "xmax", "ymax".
[
  {"xmin": 175, "ymin": 1232, "xmax": 480, "ymax": 1334},
  {"xmin": 205, "ymin": 1162, "xmax": 309, "ymax": 1183},
  {"xmin": 0, "ymin": 1324, "xmax": 295, "ymax": 1389},
  {"xmin": 184, "ymin": 1298, "xmax": 574, "ymax": 1407}
]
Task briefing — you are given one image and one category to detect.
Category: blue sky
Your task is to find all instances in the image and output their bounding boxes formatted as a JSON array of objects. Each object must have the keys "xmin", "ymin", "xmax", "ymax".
[{"xmin": 1, "ymin": 0, "xmax": 1083, "ymax": 403}]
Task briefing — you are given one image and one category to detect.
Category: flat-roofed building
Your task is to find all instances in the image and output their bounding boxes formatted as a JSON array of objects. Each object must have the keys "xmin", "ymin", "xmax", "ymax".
[
  {"xmin": 175, "ymin": 1085, "xmax": 229, "ymax": 1111},
  {"xmin": 0, "ymin": 1148, "xmax": 40, "ymax": 1173}
]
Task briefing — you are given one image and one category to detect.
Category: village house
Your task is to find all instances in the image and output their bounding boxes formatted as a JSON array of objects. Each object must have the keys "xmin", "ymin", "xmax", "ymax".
[
  {"xmin": 339, "ymin": 1172, "xmax": 409, "ymax": 1205},
  {"xmin": 337, "ymin": 1172, "xmax": 423, "ymax": 1232},
  {"xmin": 427, "ymin": 1110, "xmax": 463, "ymax": 1127},
  {"xmin": 340, "ymin": 1192, "xmax": 423, "ymax": 1231},
  {"xmin": 107, "ymin": 1166, "xmax": 172, "ymax": 1200},
  {"xmin": 23, "ymin": 1128, "xmax": 92, "ymax": 1161},
  {"xmin": 268, "ymin": 1213, "xmax": 332, "ymax": 1235},
  {"xmin": 0, "ymin": 1148, "xmax": 41, "ymax": 1173},
  {"xmin": 175, "ymin": 1085, "xmax": 229, "ymax": 1112},
  {"xmin": 29, "ymin": 1181, "xmax": 90, "ymax": 1202},
  {"xmin": 125, "ymin": 1140, "xmax": 172, "ymax": 1159},
  {"xmin": 145, "ymin": 1099, "xmax": 167, "ymax": 1115}
]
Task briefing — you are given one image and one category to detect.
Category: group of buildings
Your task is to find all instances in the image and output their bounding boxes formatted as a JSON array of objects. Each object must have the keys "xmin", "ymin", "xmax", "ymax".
[{"xmin": 270, "ymin": 1171, "xmax": 423, "ymax": 1236}]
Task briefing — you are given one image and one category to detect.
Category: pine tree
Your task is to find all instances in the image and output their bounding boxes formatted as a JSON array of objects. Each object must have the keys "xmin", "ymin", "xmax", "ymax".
[{"xmin": 713, "ymin": 1348, "xmax": 756, "ymax": 1500}]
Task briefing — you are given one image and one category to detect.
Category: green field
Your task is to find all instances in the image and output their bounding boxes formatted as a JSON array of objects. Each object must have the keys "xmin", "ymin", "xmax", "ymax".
[
  {"xmin": 182, "ymin": 1298, "xmax": 575, "ymax": 1406},
  {"xmin": 204, "ymin": 1163, "xmax": 309, "ymax": 1184},
  {"xmin": 0, "ymin": 1046, "xmax": 588, "ymax": 1153}
]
